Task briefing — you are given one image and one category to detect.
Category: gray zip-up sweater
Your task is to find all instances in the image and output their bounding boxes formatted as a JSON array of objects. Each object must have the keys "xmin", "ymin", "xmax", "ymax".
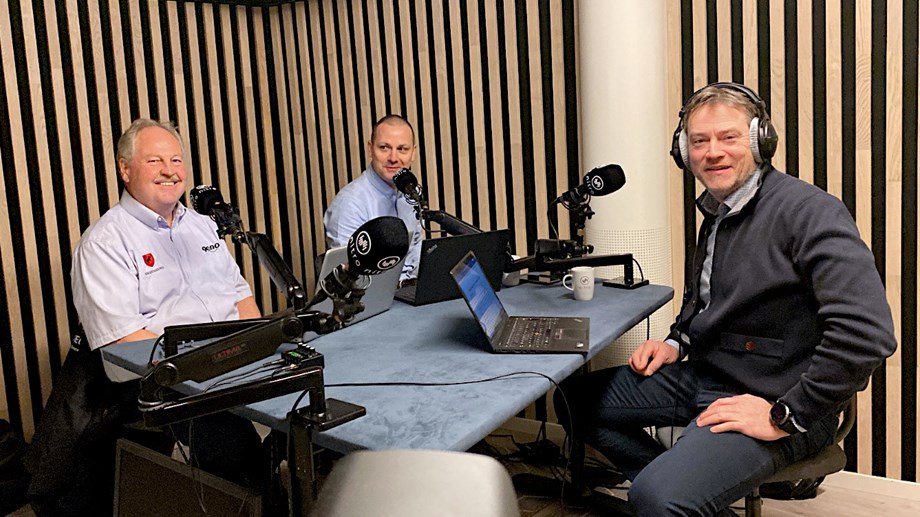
[{"xmin": 668, "ymin": 167, "xmax": 896, "ymax": 430}]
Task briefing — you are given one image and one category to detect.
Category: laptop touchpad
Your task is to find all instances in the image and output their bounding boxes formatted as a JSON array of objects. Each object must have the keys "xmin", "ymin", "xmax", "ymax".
[{"xmin": 555, "ymin": 328, "xmax": 588, "ymax": 340}]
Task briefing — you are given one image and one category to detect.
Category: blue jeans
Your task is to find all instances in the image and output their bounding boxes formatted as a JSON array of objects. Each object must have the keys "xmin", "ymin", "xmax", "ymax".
[{"xmin": 555, "ymin": 362, "xmax": 837, "ymax": 516}]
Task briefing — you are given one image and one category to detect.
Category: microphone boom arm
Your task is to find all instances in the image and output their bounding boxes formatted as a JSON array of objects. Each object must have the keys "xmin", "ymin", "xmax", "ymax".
[
  {"xmin": 139, "ymin": 306, "xmax": 356, "ymax": 426},
  {"xmin": 421, "ymin": 210, "xmax": 483, "ymax": 236}
]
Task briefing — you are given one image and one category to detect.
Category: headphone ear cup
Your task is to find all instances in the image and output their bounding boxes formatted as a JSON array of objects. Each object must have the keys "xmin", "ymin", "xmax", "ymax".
[
  {"xmin": 749, "ymin": 116, "xmax": 779, "ymax": 163},
  {"xmin": 678, "ymin": 130, "xmax": 690, "ymax": 170},
  {"xmin": 759, "ymin": 118, "xmax": 779, "ymax": 162},
  {"xmin": 670, "ymin": 123, "xmax": 686, "ymax": 169},
  {"xmin": 749, "ymin": 117, "xmax": 763, "ymax": 163}
]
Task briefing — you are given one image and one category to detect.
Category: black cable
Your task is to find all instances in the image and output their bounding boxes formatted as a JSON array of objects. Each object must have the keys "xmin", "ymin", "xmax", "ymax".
[
  {"xmin": 167, "ymin": 422, "xmax": 210, "ymax": 515},
  {"xmin": 631, "ymin": 257, "xmax": 645, "ymax": 281},
  {"xmin": 547, "ymin": 204, "xmax": 560, "ymax": 239},
  {"xmin": 203, "ymin": 362, "xmax": 283, "ymax": 392},
  {"xmin": 325, "ymin": 370, "xmax": 558, "ymax": 389},
  {"xmin": 147, "ymin": 335, "xmax": 166, "ymax": 367}
]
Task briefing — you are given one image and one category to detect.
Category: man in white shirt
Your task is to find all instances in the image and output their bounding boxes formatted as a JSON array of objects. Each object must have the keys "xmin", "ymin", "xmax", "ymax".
[{"xmin": 28, "ymin": 119, "xmax": 268, "ymax": 516}]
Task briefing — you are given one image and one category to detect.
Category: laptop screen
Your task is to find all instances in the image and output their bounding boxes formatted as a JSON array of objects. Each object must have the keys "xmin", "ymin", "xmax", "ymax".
[{"xmin": 450, "ymin": 251, "xmax": 508, "ymax": 341}]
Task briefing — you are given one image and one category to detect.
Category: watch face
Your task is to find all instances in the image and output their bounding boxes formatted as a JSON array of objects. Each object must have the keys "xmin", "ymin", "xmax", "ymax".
[{"xmin": 770, "ymin": 401, "xmax": 789, "ymax": 424}]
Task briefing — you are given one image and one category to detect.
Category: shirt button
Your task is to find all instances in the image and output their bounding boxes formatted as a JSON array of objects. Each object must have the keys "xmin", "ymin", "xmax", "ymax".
[{"xmin": 744, "ymin": 341, "xmax": 756, "ymax": 352}]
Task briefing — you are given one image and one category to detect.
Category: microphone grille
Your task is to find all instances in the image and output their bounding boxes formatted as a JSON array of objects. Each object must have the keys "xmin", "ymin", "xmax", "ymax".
[
  {"xmin": 392, "ymin": 168, "xmax": 418, "ymax": 192},
  {"xmin": 347, "ymin": 216, "xmax": 410, "ymax": 275},
  {"xmin": 585, "ymin": 164, "xmax": 626, "ymax": 196},
  {"xmin": 190, "ymin": 185, "xmax": 222, "ymax": 215}
]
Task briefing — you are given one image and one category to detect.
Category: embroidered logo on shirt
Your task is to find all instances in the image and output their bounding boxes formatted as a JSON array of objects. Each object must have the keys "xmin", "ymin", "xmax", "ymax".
[
  {"xmin": 201, "ymin": 242, "xmax": 222, "ymax": 252},
  {"xmin": 143, "ymin": 253, "xmax": 155, "ymax": 267}
]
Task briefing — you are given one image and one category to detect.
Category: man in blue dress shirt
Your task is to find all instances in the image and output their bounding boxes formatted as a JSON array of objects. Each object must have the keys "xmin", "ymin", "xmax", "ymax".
[{"xmin": 324, "ymin": 114, "xmax": 423, "ymax": 283}]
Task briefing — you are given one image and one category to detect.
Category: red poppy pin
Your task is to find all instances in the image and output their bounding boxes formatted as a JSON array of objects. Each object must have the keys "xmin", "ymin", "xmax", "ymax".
[{"xmin": 143, "ymin": 253, "xmax": 155, "ymax": 267}]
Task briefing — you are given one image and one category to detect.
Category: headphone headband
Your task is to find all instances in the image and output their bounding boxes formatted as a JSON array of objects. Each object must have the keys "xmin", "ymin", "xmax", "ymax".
[{"xmin": 670, "ymin": 82, "xmax": 778, "ymax": 170}]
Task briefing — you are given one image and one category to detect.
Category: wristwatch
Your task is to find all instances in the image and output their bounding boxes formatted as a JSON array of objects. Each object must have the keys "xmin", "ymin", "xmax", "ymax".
[{"xmin": 770, "ymin": 400, "xmax": 800, "ymax": 435}]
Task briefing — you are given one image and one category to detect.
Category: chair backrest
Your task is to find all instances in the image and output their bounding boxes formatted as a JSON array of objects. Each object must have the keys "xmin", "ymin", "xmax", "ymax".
[
  {"xmin": 311, "ymin": 449, "xmax": 520, "ymax": 517},
  {"xmin": 834, "ymin": 396, "xmax": 857, "ymax": 444}
]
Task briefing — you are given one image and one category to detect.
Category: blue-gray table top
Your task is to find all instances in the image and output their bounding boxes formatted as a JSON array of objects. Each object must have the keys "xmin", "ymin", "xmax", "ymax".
[{"xmin": 102, "ymin": 281, "xmax": 672, "ymax": 453}]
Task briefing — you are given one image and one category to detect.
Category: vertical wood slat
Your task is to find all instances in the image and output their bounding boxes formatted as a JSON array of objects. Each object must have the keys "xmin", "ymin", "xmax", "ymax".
[
  {"xmin": 884, "ymin": 0, "xmax": 904, "ymax": 480},
  {"xmin": 482, "ymin": 0, "xmax": 510, "ymax": 236},
  {"xmin": 413, "ymin": 0, "xmax": 439, "ymax": 214},
  {"xmin": 87, "ymin": 1, "xmax": 120, "ymax": 207},
  {"xmin": 502, "ymin": 0, "xmax": 527, "ymax": 254},
  {"xmin": 768, "ymin": 0, "xmax": 786, "ymax": 172},
  {"xmin": 797, "ymin": 0, "xmax": 815, "ymax": 185},
  {"xmin": 449, "ymin": 0, "xmax": 472, "ymax": 222}
]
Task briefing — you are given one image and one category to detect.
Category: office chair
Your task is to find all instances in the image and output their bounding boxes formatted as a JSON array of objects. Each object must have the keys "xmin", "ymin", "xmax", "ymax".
[
  {"xmin": 742, "ymin": 396, "xmax": 855, "ymax": 516},
  {"xmin": 654, "ymin": 396, "xmax": 856, "ymax": 517},
  {"xmin": 310, "ymin": 449, "xmax": 520, "ymax": 517}
]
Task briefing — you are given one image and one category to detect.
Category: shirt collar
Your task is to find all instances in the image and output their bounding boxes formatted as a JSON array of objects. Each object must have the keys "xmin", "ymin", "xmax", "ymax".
[
  {"xmin": 366, "ymin": 166, "xmax": 399, "ymax": 198},
  {"xmin": 119, "ymin": 190, "xmax": 186, "ymax": 229},
  {"xmin": 697, "ymin": 165, "xmax": 764, "ymax": 218}
]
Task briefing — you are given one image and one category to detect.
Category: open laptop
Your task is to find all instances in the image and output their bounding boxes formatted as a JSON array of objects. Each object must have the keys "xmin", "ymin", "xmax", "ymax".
[
  {"xmin": 449, "ymin": 251, "xmax": 590, "ymax": 354},
  {"xmin": 396, "ymin": 230, "xmax": 512, "ymax": 306},
  {"xmin": 312, "ymin": 245, "xmax": 403, "ymax": 325}
]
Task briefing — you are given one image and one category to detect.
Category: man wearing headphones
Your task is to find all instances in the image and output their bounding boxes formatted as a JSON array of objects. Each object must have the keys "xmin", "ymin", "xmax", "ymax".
[{"xmin": 556, "ymin": 83, "xmax": 896, "ymax": 515}]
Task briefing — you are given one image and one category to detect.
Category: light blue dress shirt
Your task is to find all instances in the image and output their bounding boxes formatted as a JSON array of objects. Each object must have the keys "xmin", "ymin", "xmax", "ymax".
[{"xmin": 323, "ymin": 167, "xmax": 423, "ymax": 282}]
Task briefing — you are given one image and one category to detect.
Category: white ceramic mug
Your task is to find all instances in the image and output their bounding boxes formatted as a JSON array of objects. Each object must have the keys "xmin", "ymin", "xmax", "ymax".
[{"xmin": 562, "ymin": 266, "xmax": 595, "ymax": 301}]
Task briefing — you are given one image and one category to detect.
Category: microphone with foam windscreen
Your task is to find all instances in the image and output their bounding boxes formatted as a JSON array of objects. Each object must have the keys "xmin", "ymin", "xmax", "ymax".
[
  {"xmin": 393, "ymin": 168, "xmax": 428, "ymax": 212},
  {"xmin": 190, "ymin": 185, "xmax": 244, "ymax": 240},
  {"xmin": 553, "ymin": 164, "xmax": 627, "ymax": 206},
  {"xmin": 308, "ymin": 216, "xmax": 410, "ymax": 309}
]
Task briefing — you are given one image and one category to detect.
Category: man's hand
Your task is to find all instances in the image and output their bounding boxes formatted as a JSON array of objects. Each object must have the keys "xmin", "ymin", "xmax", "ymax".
[
  {"xmin": 696, "ymin": 394, "xmax": 787, "ymax": 440},
  {"xmin": 628, "ymin": 340, "xmax": 679, "ymax": 376}
]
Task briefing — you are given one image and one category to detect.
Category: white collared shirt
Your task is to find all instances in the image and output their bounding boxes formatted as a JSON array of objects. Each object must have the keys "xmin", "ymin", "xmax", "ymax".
[{"xmin": 72, "ymin": 191, "xmax": 253, "ymax": 350}]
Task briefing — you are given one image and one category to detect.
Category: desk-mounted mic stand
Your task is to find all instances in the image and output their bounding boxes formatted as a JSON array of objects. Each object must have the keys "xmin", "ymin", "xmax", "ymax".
[
  {"xmin": 139, "ymin": 308, "xmax": 365, "ymax": 516},
  {"xmin": 507, "ymin": 190, "xmax": 648, "ymax": 288},
  {"xmin": 141, "ymin": 216, "xmax": 368, "ymax": 516},
  {"xmin": 507, "ymin": 239, "xmax": 649, "ymax": 289}
]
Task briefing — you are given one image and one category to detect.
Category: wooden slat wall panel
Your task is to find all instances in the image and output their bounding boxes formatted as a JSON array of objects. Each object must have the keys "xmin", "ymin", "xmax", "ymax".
[
  {"xmin": 672, "ymin": 0, "xmax": 918, "ymax": 482},
  {"xmin": 0, "ymin": 0, "xmax": 579, "ymax": 448}
]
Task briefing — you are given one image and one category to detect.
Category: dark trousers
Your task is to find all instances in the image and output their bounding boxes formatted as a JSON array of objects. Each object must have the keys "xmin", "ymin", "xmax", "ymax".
[{"xmin": 555, "ymin": 361, "xmax": 837, "ymax": 516}]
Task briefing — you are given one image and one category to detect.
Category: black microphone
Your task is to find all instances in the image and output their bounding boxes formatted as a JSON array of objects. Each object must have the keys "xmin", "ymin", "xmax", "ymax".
[
  {"xmin": 554, "ymin": 164, "xmax": 626, "ymax": 205},
  {"xmin": 393, "ymin": 168, "xmax": 429, "ymax": 212},
  {"xmin": 190, "ymin": 185, "xmax": 244, "ymax": 240},
  {"xmin": 309, "ymin": 216, "xmax": 410, "ymax": 308}
]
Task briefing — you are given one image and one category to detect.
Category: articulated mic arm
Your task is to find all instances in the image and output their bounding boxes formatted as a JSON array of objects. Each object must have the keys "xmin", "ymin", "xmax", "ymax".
[{"xmin": 138, "ymin": 307, "xmax": 353, "ymax": 427}]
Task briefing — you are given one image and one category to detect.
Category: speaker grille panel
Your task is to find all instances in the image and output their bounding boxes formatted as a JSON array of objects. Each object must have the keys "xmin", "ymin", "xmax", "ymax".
[{"xmin": 585, "ymin": 226, "xmax": 673, "ymax": 369}]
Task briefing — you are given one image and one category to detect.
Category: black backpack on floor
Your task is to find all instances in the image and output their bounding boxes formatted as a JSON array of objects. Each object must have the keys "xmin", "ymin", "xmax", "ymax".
[{"xmin": 0, "ymin": 418, "xmax": 30, "ymax": 515}]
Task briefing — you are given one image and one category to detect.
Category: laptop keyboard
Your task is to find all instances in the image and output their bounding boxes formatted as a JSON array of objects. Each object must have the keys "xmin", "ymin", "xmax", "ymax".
[{"xmin": 506, "ymin": 317, "xmax": 558, "ymax": 349}]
